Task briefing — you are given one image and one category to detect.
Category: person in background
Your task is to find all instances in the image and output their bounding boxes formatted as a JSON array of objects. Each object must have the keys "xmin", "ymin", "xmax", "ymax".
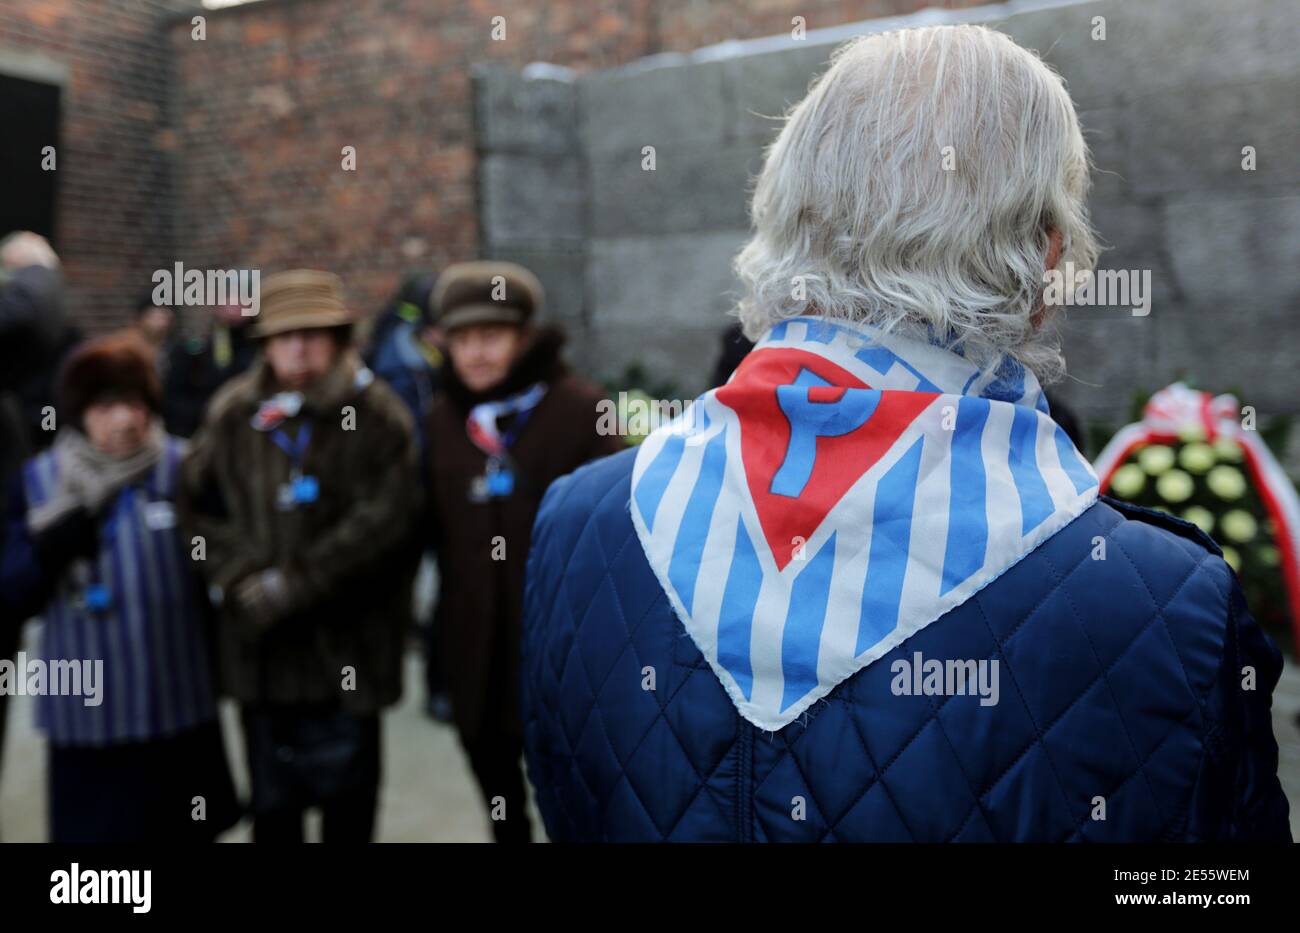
[
  {"xmin": 711, "ymin": 322, "xmax": 754, "ymax": 388},
  {"xmin": 1045, "ymin": 390, "xmax": 1086, "ymax": 453},
  {"xmin": 126, "ymin": 292, "xmax": 176, "ymax": 378},
  {"xmin": 0, "ymin": 232, "xmax": 76, "ymax": 467},
  {"xmin": 163, "ymin": 297, "xmax": 257, "ymax": 438},
  {"xmin": 364, "ymin": 270, "xmax": 444, "ymax": 436},
  {"xmin": 179, "ymin": 270, "xmax": 421, "ymax": 843},
  {"xmin": 520, "ymin": 24, "xmax": 1290, "ymax": 842},
  {"xmin": 0, "ymin": 230, "xmax": 77, "ymax": 838},
  {"xmin": 0, "ymin": 334, "xmax": 239, "ymax": 842},
  {"xmin": 425, "ymin": 261, "xmax": 623, "ymax": 842},
  {"xmin": 363, "ymin": 271, "xmax": 450, "ymax": 721}
]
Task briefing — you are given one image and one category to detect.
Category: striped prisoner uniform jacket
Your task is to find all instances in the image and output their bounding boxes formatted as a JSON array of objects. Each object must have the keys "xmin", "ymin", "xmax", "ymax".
[{"xmin": 2, "ymin": 436, "xmax": 217, "ymax": 746}]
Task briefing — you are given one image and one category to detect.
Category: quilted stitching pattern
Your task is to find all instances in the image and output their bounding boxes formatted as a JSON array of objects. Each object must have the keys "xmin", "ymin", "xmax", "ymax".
[{"xmin": 521, "ymin": 447, "xmax": 1291, "ymax": 842}]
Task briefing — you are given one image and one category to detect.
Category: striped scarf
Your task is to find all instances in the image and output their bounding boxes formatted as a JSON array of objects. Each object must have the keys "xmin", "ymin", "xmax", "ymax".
[
  {"xmin": 27, "ymin": 424, "xmax": 166, "ymax": 534},
  {"xmin": 631, "ymin": 316, "xmax": 1098, "ymax": 730},
  {"xmin": 465, "ymin": 382, "xmax": 548, "ymax": 457}
]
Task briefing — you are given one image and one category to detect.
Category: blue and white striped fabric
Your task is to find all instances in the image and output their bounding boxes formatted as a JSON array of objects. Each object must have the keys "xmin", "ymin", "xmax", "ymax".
[
  {"xmin": 22, "ymin": 437, "xmax": 218, "ymax": 747},
  {"xmin": 631, "ymin": 317, "xmax": 1098, "ymax": 730}
]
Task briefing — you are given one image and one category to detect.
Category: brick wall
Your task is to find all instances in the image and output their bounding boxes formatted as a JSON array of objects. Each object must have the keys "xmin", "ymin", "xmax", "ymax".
[
  {"xmin": 0, "ymin": 0, "xmax": 200, "ymax": 332},
  {"xmin": 167, "ymin": 0, "xmax": 951, "ymax": 324},
  {"xmin": 1, "ymin": 0, "xmax": 972, "ymax": 331}
]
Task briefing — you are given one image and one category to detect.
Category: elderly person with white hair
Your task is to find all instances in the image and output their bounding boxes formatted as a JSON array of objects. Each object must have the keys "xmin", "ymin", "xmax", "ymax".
[{"xmin": 518, "ymin": 24, "xmax": 1291, "ymax": 842}]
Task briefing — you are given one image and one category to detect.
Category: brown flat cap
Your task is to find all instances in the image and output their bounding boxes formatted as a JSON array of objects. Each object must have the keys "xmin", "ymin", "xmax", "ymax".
[
  {"xmin": 432, "ymin": 261, "xmax": 543, "ymax": 332},
  {"xmin": 252, "ymin": 269, "xmax": 353, "ymax": 339}
]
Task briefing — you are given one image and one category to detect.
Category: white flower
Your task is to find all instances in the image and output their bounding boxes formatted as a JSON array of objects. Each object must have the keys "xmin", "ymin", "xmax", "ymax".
[
  {"xmin": 1110, "ymin": 463, "xmax": 1146, "ymax": 498},
  {"xmin": 1181, "ymin": 506, "xmax": 1215, "ymax": 534},
  {"xmin": 1138, "ymin": 445, "xmax": 1176, "ymax": 475},
  {"xmin": 1206, "ymin": 465, "xmax": 1247, "ymax": 501},
  {"xmin": 1178, "ymin": 442, "xmax": 1216, "ymax": 474},
  {"xmin": 1220, "ymin": 509, "xmax": 1258, "ymax": 543},
  {"xmin": 1156, "ymin": 469, "xmax": 1194, "ymax": 503}
]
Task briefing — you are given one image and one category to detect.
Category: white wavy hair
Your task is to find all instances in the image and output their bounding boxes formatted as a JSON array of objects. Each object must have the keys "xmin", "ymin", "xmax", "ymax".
[{"xmin": 734, "ymin": 24, "xmax": 1099, "ymax": 385}]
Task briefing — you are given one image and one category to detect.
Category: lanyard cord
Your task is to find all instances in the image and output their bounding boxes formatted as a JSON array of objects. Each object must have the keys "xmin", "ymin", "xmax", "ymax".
[
  {"xmin": 498, "ymin": 406, "xmax": 535, "ymax": 452},
  {"xmin": 270, "ymin": 421, "xmax": 313, "ymax": 469}
]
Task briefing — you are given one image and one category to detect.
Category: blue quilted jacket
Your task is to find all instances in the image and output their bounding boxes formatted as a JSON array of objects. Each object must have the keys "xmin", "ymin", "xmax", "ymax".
[{"xmin": 521, "ymin": 446, "xmax": 1292, "ymax": 842}]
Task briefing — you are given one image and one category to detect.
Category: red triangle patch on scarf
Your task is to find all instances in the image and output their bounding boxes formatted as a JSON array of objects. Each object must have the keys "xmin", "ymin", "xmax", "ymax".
[{"xmin": 716, "ymin": 348, "xmax": 938, "ymax": 571}]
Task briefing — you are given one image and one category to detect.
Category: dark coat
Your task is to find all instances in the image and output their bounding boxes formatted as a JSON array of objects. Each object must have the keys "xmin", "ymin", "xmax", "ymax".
[
  {"xmin": 0, "ymin": 264, "xmax": 76, "ymax": 461},
  {"xmin": 162, "ymin": 323, "xmax": 257, "ymax": 438},
  {"xmin": 427, "ymin": 327, "xmax": 624, "ymax": 741},
  {"xmin": 523, "ymin": 449, "xmax": 1293, "ymax": 842},
  {"xmin": 0, "ymin": 264, "xmax": 74, "ymax": 786},
  {"xmin": 178, "ymin": 354, "xmax": 421, "ymax": 714}
]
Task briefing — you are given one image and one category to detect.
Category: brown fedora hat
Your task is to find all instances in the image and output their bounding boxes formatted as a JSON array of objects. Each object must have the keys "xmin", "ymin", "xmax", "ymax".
[{"xmin": 251, "ymin": 269, "xmax": 353, "ymax": 339}]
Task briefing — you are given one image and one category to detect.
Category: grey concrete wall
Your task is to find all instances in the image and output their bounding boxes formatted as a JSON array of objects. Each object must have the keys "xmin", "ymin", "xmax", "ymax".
[
  {"xmin": 476, "ymin": 0, "xmax": 1300, "ymax": 452},
  {"xmin": 473, "ymin": 64, "xmax": 590, "ymax": 366}
]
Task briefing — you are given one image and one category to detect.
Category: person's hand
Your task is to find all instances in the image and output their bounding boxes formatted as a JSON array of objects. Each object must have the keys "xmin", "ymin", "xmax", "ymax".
[
  {"xmin": 32, "ymin": 506, "xmax": 99, "ymax": 570},
  {"xmin": 232, "ymin": 568, "xmax": 293, "ymax": 628},
  {"xmin": 0, "ymin": 231, "xmax": 59, "ymax": 271}
]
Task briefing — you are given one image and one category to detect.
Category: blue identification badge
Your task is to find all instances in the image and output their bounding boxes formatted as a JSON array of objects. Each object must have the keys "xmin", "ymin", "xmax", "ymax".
[
  {"xmin": 84, "ymin": 583, "xmax": 113, "ymax": 612},
  {"xmin": 485, "ymin": 458, "xmax": 515, "ymax": 497},
  {"xmin": 278, "ymin": 471, "xmax": 319, "ymax": 510},
  {"xmin": 486, "ymin": 468, "xmax": 514, "ymax": 497},
  {"xmin": 471, "ymin": 458, "xmax": 515, "ymax": 501},
  {"xmin": 292, "ymin": 474, "xmax": 320, "ymax": 504},
  {"xmin": 271, "ymin": 423, "xmax": 316, "ymax": 510}
]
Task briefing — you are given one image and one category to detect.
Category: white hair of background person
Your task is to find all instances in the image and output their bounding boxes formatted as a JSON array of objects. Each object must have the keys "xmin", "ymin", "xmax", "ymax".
[
  {"xmin": 734, "ymin": 24, "xmax": 1100, "ymax": 385},
  {"xmin": 0, "ymin": 231, "xmax": 60, "ymax": 272}
]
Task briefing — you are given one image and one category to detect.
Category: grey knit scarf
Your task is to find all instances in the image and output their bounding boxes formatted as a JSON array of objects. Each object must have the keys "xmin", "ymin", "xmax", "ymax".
[{"xmin": 27, "ymin": 423, "xmax": 167, "ymax": 534}]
